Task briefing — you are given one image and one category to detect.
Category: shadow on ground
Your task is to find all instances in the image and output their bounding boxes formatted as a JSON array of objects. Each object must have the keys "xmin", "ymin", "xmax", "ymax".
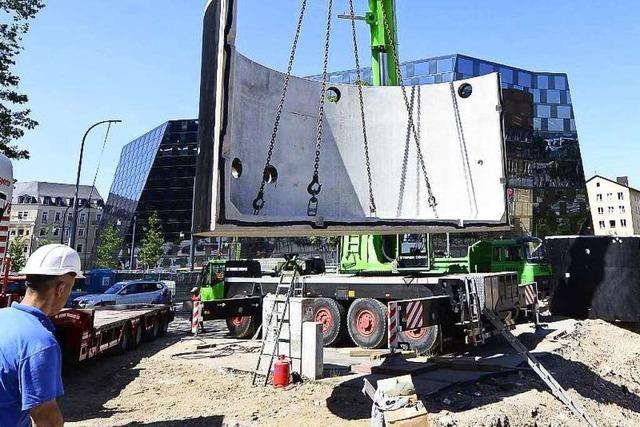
[
  {"xmin": 59, "ymin": 312, "xmax": 229, "ymax": 423},
  {"xmin": 121, "ymin": 415, "xmax": 224, "ymax": 427}
]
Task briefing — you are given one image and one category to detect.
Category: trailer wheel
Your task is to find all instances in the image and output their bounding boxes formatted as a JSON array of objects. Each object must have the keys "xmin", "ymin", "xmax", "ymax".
[
  {"xmin": 113, "ymin": 324, "xmax": 131, "ymax": 355},
  {"xmin": 143, "ymin": 318, "xmax": 159, "ymax": 342},
  {"xmin": 157, "ymin": 315, "xmax": 169, "ymax": 337},
  {"xmin": 347, "ymin": 298, "xmax": 387, "ymax": 349},
  {"xmin": 128, "ymin": 324, "xmax": 143, "ymax": 350},
  {"xmin": 304, "ymin": 297, "xmax": 346, "ymax": 347},
  {"xmin": 225, "ymin": 294, "xmax": 257, "ymax": 339}
]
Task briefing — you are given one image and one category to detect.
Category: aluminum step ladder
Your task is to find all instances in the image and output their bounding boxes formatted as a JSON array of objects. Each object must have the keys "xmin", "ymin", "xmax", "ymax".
[
  {"xmin": 251, "ymin": 258, "xmax": 301, "ymax": 386},
  {"xmin": 462, "ymin": 277, "xmax": 485, "ymax": 345},
  {"xmin": 482, "ymin": 308, "xmax": 597, "ymax": 427}
]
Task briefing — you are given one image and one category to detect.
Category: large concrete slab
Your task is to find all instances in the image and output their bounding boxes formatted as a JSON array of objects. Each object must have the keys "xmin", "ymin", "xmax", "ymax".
[{"xmin": 194, "ymin": 0, "xmax": 509, "ymax": 237}]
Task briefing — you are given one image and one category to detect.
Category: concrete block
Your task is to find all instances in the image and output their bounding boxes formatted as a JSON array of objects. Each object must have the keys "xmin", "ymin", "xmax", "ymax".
[{"xmin": 302, "ymin": 322, "xmax": 323, "ymax": 380}]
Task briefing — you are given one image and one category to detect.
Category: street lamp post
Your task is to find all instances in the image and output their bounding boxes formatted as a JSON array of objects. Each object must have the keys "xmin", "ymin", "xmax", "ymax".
[
  {"xmin": 70, "ymin": 119, "xmax": 122, "ymax": 249},
  {"xmin": 130, "ymin": 214, "xmax": 137, "ymax": 270}
]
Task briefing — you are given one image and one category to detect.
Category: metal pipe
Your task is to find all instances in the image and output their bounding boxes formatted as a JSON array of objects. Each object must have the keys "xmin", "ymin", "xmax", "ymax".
[{"xmin": 70, "ymin": 120, "xmax": 121, "ymax": 249}]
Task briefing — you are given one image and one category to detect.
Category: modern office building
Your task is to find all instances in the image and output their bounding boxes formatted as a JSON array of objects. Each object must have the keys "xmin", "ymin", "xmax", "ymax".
[
  {"xmin": 102, "ymin": 119, "xmax": 200, "ymax": 268},
  {"xmin": 319, "ymin": 54, "xmax": 588, "ymax": 236},
  {"xmin": 586, "ymin": 175, "xmax": 640, "ymax": 236},
  {"xmin": 10, "ymin": 182, "xmax": 103, "ymax": 267}
]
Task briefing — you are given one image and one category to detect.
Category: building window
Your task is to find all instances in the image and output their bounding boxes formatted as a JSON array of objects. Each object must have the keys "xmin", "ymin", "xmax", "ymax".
[
  {"xmin": 65, "ymin": 228, "xmax": 70, "ymax": 237},
  {"xmin": 25, "ymin": 230, "xmax": 29, "ymax": 236},
  {"xmin": 599, "ymin": 221, "xmax": 605, "ymax": 229},
  {"xmin": 76, "ymin": 243, "xmax": 83, "ymax": 253},
  {"xmin": 42, "ymin": 212, "xmax": 48, "ymax": 223},
  {"xmin": 10, "ymin": 230, "xmax": 15, "ymax": 236},
  {"xmin": 78, "ymin": 228, "xmax": 85, "ymax": 237},
  {"xmin": 619, "ymin": 206, "xmax": 626, "ymax": 214},
  {"xmin": 610, "ymin": 220, "xmax": 616, "ymax": 228},
  {"xmin": 54, "ymin": 212, "xmax": 61, "ymax": 222},
  {"xmin": 39, "ymin": 228, "xmax": 46, "ymax": 236},
  {"xmin": 607, "ymin": 193, "xmax": 612, "ymax": 201},
  {"xmin": 596, "ymin": 182, "xmax": 600, "ymax": 187},
  {"xmin": 608, "ymin": 206, "xmax": 614, "ymax": 214},
  {"xmin": 618, "ymin": 192, "xmax": 624, "ymax": 200},
  {"xmin": 621, "ymin": 219, "xmax": 627, "ymax": 227},
  {"xmin": 597, "ymin": 207, "xmax": 604, "ymax": 215},
  {"xmin": 53, "ymin": 227, "xmax": 59, "ymax": 237},
  {"xmin": 67, "ymin": 212, "xmax": 73, "ymax": 222},
  {"xmin": 79, "ymin": 213, "xmax": 86, "ymax": 223},
  {"xmin": 596, "ymin": 194, "xmax": 602, "ymax": 201},
  {"xmin": 96, "ymin": 213, "xmax": 102, "ymax": 222},
  {"xmin": 17, "ymin": 229, "xmax": 23, "ymax": 236}
]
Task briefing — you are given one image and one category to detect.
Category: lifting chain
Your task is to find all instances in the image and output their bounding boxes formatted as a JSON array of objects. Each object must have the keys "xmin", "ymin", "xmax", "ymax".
[
  {"xmin": 380, "ymin": 4, "xmax": 438, "ymax": 217},
  {"xmin": 449, "ymin": 82, "xmax": 478, "ymax": 217},
  {"xmin": 348, "ymin": 0, "xmax": 376, "ymax": 215},
  {"xmin": 306, "ymin": 0, "xmax": 333, "ymax": 217},
  {"xmin": 252, "ymin": 0, "xmax": 308, "ymax": 215}
]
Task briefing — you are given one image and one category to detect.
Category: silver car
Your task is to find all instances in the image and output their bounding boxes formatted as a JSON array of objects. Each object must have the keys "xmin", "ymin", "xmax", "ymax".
[{"xmin": 73, "ymin": 280, "xmax": 171, "ymax": 307}]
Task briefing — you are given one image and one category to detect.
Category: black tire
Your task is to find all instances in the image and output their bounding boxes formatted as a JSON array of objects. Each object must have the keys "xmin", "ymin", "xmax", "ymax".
[
  {"xmin": 113, "ymin": 323, "xmax": 131, "ymax": 355},
  {"xmin": 157, "ymin": 315, "xmax": 168, "ymax": 337},
  {"xmin": 303, "ymin": 297, "xmax": 347, "ymax": 347},
  {"xmin": 225, "ymin": 294, "xmax": 257, "ymax": 339},
  {"xmin": 143, "ymin": 318, "xmax": 159, "ymax": 342},
  {"xmin": 128, "ymin": 324, "xmax": 143, "ymax": 350},
  {"xmin": 398, "ymin": 325, "xmax": 440, "ymax": 354},
  {"xmin": 347, "ymin": 298, "xmax": 388, "ymax": 349}
]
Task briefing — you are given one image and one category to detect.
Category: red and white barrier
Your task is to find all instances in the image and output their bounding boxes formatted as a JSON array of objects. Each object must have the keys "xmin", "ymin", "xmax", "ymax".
[{"xmin": 191, "ymin": 299, "xmax": 202, "ymax": 335}]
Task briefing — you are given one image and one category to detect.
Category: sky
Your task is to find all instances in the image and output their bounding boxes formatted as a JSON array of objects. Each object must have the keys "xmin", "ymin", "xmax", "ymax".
[{"xmin": 12, "ymin": 0, "xmax": 640, "ymax": 198}]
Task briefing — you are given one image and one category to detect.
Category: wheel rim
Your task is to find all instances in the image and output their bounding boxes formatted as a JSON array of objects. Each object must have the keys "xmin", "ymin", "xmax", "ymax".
[
  {"xmin": 314, "ymin": 307, "xmax": 333, "ymax": 333},
  {"xmin": 231, "ymin": 315, "xmax": 244, "ymax": 327},
  {"xmin": 355, "ymin": 309, "xmax": 376, "ymax": 337},
  {"xmin": 405, "ymin": 327, "xmax": 427, "ymax": 340}
]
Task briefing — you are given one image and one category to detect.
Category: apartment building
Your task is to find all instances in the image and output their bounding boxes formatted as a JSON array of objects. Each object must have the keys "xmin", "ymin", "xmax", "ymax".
[
  {"xmin": 586, "ymin": 175, "xmax": 640, "ymax": 236},
  {"xmin": 9, "ymin": 182, "xmax": 104, "ymax": 267}
]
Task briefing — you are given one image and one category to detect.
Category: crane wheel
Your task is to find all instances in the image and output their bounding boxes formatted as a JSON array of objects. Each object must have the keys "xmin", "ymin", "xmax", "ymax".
[
  {"xmin": 225, "ymin": 294, "xmax": 257, "ymax": 339},
  {"xmin": 127, "ymin": 323, "xmax": 143, "ymax": 350},
  {"xmin": 347, "ymin": 298, "xmax": 387, "ymax": 349},
  {"xmin": 398, "ymin": 325, "xmax": 440, "ymax": 354},
  {"xmin": 304, "ymin": 297, "xmax": 346, "ymax": 347}
]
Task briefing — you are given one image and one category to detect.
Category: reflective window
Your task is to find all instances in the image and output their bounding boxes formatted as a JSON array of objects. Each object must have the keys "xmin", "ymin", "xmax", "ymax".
[
  {"xmin": 548, "ymin": 118, "xmax": 564, "ymax": 132},
  {"xmin": 533, "ymin": 117, "xmax": 542, "ymax": 130},
  {"xmin": 419, "ymin": 75, "xmax": 435, "ymax": 84},
  {"xmin": 547, "ymin": 90, "xmax": 561, "ymax": 104},
  {"xmin": 437, "ymin": 58, "xmax": 453, "ymax": 73},
  {"xmin": 499, "ymin": 67, "xmax": 513, "ymax": 84},
  {"xmin": 457, "ymin": 58, "xmax": 474, "ymax": 75},
  {"xmin": 441, "ymin": 72, "xmax": 452, "ymax": 82},
  {"xmin": 479, "ymin": 63, "xmax": 494, "ymax": 75},
  {"xmin": 414, "ymin": 61, "xmax": 429, "ymax": 76},
  {"xmin": 566, "ymin": 90, "xmax": 572, "ymax": 104},
  {"xmin": 529, "ymin": 88, "xmax": 540, "ymax": 103},
  {"xmin": 554, "ymin": 75, "xmax": 567, "ymax": 90},
  {"xmin": 536, "ymin": 105, "xmax": 551, "ymax": 118},
  {"xmin": 517, "ymin": 71, "xmax": 532, "ymax": 87},
  {"xmin": 537, "ymin": 75, "xmax": 549, "ymax": 89},
  {"xmin": 557, "ymin": 106, "xmax": 572, "ymax": 119}
]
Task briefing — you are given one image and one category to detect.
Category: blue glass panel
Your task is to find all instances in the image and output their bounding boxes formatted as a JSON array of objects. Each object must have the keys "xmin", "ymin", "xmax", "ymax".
[
  {"xmin": 441, "ymin": 72, "xmax": 452, "ymax": 82},
  {"xmin": 457, "ymin": 58, "xmax": 474, "ymax": 75},
  {"xmin": 547, "ymin": 89, "xmax": 561, "ymax": 104},
  {"xmin": 414, "ymin": 61, "xmax": 429, "ymax": 76},
  {"xmin": 499, "ymin": 67, "xmax": 513, "ymax": 84},
  {"xmin": 518, "ymin": 71, "xmax": 532, "ymax": 87},
  {"xmin": 536, "ymin": 105, "xmax": 551, "ymax": 118},
  {"xmin": 554, "ymin": 75, "xmax": 567, "ymax": 90},
  {"xmin": 557, "ymin": 105, "xmax": 572, "ymax": 119},
  {"xmin": 537, "ymin": 75, "xmax": 549, "ymax": 89},
  {"xmin": 419, "ymin": 75, "xmax": 435, "ymax": 84},
  {"xmin": 533, "ymin": 117, "xmax": 542, "ymax": 130},
  {"xmin": 548, "ymin": 118, "xmax": 564, "ymax": 132},
  {"xmin": 529, "ymin": 88, "xmax": 540, "ymax": 103},
  {"xmin": 570, "ymin": 119, "xmax": 576, "ymax": 132},
  {"xmin": 566, "ymin": 90, "xmax": 572, "ymax": 104},
  {"xmin": 437, "ymin": 58, "xmax": 453, "ymax": 73},
  {"xmin": 479, "ymin": 63, "xmax": 494, "ymax": 75}
]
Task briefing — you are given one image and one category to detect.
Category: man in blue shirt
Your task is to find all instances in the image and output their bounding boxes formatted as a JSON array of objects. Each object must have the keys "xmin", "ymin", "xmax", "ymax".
[{"xmin": 0, "ymin": 244, "xmax": 84, "ymax": 427}]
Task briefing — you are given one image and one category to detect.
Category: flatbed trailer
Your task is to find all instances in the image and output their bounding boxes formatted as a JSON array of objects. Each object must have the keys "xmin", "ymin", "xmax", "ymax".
[{"xmin": 52, "ymin": 304, "xmax": 174, "ymax": 363}]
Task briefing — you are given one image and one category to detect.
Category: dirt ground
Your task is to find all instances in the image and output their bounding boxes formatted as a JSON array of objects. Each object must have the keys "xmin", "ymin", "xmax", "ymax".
[{"xmin": 60, "ymin": 316, "xmax": 640, "ymax": 427}]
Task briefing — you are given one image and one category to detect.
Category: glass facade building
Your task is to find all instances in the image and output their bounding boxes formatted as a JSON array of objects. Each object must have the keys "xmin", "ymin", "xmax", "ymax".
[
  {"xmin": 320, "ymin": 54, "xmax": 587, "ymax": 235},
  {"xmin": 102, "ymin": 119, "xmax": 198, "ymax": 261}
]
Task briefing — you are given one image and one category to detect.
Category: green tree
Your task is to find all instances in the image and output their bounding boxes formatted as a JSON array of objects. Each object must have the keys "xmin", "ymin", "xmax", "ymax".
[
  {"xmin": 138, "ymin": 212, "xmax": 164, "ymax": 269},
  {"xmin": 8, "ymin": 235, "xmax": 27, "ymax": 272},
  {"xmin": 96, "ymin": 223, "xmax": 123, "ymax": 269},
  {"xmin": 0, "ymin": 0, "xmax": 45, "ymax": 159}
]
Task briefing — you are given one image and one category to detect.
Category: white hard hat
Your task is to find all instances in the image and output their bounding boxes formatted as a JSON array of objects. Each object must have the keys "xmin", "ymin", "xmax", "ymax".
[{"xmin": 19, "ymin": 244, "xmax": 85, "ymax": 279}]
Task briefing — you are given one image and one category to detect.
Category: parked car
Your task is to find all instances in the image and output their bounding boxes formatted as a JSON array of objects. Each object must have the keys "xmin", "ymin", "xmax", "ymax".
[{"xmin": 72, "ymin": 280, "xmax": 172, "ymax": 308}]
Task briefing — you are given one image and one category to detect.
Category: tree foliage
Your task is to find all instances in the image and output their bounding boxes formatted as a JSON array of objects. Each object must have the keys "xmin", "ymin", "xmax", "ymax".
[
  {"xmin": 0, "ymin": 0, "xmax": 45, "ymax": 159},
  {"xmin": 8, "ymin": 235, "xmax": 27, "ymax": 272},
  {"xmin": 138, "ymin": 212, "xmax": 164, "ymax": 269},
  {"xmin": 96, "ymin": 223, "xmax": 123, "ymax": 269}
]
